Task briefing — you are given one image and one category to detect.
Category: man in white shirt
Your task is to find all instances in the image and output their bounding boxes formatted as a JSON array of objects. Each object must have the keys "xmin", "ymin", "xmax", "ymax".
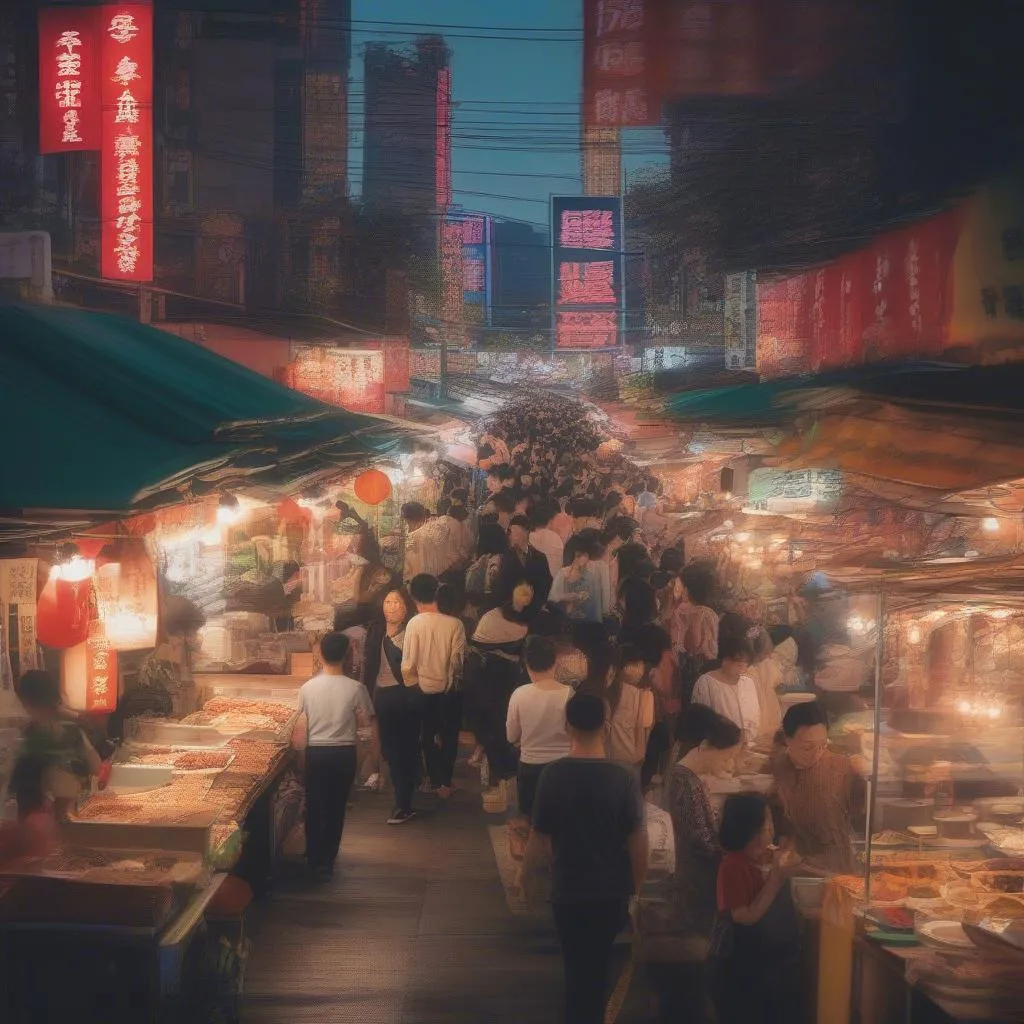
[
  {"xmin": 690, "ymin": 635, "xmax": 762, "ymax": 742},
  {"xmin": 295, "ymin": 631, "xmax": 378, "ymax": 881},
  {"xmin": 402, "ymin": 574, "xmax": 466, "ymax": 799},
  {"xmin": 402, "ymin": 502, "xmax": 467, "ymax": 583},
  {"xmin": 529, "ymin": 499, "xmax": 565, "ymax": 580}
]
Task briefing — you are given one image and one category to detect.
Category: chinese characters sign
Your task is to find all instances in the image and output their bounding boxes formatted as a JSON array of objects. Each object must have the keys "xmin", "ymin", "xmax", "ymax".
[
  {"xmin": 440, "ymin": 219, "xmax": 465, "ymax": 345},
  {"xmin": 38, "ymin": 7, "xmax": 100, "ymax": 152},
  {"xmin": 723, "ymin": 271, "xmax": 757, "ymax": 369},
  {"xmin": 583, "ymin": 0, "xmax": 661, "ymax": 127},
  {"xmin": 100, "ymin": 2, "xmax": 154, "ymax": 282},
  {"xmin": 449, "ymin": 214, "xmax": 491, "ymax": 315},
  {"xmin": 86, "ymin": 622, "xmax": 118, "ymax": 713},
  {"xmin": 552, "ymin": 197, "xmax": 623, "ymax": 350},
  {"xmin": 755, "ymin": 207, "xmax": 962, "ymax": 377},
  {"xmin": 436, "ymin": 67, "xmax": 452, "ymax": 211},
  {"xmin": 286, "ymin": 348, "xmax": 386, "ymax": 415}
]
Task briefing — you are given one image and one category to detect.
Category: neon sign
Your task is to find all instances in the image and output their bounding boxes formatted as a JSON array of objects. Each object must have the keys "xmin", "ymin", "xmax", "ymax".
[
  {"xmin": 100, "ymin": 2, "xmax": 153, "ymax": 282},
  {"xmin": 38, "ymin": 8, "xmax": 101, "ymax": 152},
  {"xmin": 556, "ymin": 311, "xmax": 618, "ymax": 350},
  {"xmin": 560, "ymin": 209, "xmax": 616, "ymax": 249}
]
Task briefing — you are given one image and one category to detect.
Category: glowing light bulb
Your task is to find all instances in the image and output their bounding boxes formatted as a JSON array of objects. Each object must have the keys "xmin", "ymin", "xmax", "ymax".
[
  {"xmin": 956, "ymin": 699, "xmax": 973, "ymax": 715},
  {"xmin": 908, "ymin": 626, "xmax": 922, "ymax": 645},
  {"xmin": 983, "ymin": 517, "xmax": 1000, "ymax": 533},
  {"xmin": 217, "ymin": 504, "xmax": 241, "ymax": 526},
  {"xmin": 50, "ymin": 556, "xmax": 95, "ymax": 583},
  {"xmin": 987, "ymin": 706, "xmax": 1003, "ymax": 720}
]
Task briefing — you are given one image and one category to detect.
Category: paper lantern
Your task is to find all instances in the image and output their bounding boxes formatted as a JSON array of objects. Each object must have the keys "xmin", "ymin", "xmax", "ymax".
[
  {"xmin": 37, "ymin": 575, "xmax": 93, "ymax": 650},
  {"xmin": 94, "ymin": 539, "xmax": 158, "ymax": 651},
  {"xmin": 353, "ymin": 468, "xmax": 392, "ymax": 506}
]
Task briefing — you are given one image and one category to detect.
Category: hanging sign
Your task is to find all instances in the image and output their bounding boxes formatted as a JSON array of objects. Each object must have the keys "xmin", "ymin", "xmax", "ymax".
[
  {"xmin": 86, "ymin": 622, "xmax": 118, "ymax": 713},
  {"xmin": 100, "ymin": 1, "xmax": 154, "ymax": 281},
  {"xmin": 38, "ymin": 6, "xmax": 101, "ymax": 153}
]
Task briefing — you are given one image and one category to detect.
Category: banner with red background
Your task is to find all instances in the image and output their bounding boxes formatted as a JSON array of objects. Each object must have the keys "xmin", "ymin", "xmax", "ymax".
[
  {"xmin": 757, "ymin": 207, "xmax": 963, "ymax": 376},
  {"xmin": 38, "ymin": 7, "xmax": 101, "ymax": 152},
  {"xmin": 99, "ymin": 1, "xmax": 153, "ymax": 282}
]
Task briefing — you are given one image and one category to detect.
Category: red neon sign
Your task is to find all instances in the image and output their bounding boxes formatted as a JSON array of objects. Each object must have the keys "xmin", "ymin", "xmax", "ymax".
[
  {"xmin": 38, "ymin": 7, "xmax": 101, "ymax": 153},
  {"xmin": 560, "ymin": 209, "xmax": 615, "ymax": 249},
  {"xmin": 100, "ymin": 2, "xmax": 153, "ymax": 282},
  {"xmin": 556, "ymin": 311, "xmax": 618, "ymax": 350},
  {"xmin": 435, "ymin": 67, "xmax": 452, "ymax": 211},
  {"xmin": 559, "ymin": 261, "xmax": 616, "ymax": 305}
]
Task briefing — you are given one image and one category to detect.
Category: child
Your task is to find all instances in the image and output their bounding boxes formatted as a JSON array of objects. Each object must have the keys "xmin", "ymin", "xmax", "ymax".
[{"xmin": 708, "ymin": 793, "xmax": 802, "ymax": 1024}]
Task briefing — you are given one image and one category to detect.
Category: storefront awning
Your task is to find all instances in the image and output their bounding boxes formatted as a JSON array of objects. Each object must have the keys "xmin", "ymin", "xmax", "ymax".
[{"xmin": 0, "ymin": 303, "xmax": 415, "ymax": 517}]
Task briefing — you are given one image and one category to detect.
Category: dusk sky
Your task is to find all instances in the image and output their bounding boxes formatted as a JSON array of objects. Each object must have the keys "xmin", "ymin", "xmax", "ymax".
[{"xmin": 348, "ymin": 1, "xmax": 667, "ymax": 226}]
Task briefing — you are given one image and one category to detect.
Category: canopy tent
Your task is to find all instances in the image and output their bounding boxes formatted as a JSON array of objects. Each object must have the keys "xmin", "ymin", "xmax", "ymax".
[{"xmin": 0, "ymin": 304, "xmax": 417, "ymax": 526}]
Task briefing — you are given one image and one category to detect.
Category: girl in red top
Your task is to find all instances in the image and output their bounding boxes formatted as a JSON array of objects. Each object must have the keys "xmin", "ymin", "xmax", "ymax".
[{"xmin": 708, "ymin": 793, "xmax": 803, "ymax": 1024}]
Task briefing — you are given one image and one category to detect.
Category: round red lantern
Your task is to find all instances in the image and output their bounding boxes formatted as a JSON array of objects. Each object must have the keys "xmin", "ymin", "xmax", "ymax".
[{"xmin": 353, "ymin": 468, "xmax": 392, "ymax": 506}]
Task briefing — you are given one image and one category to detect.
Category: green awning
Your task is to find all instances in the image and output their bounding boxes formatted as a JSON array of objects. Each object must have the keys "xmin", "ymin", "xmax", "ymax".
[{"xmin": 0, "ymin": 303, "xmax": 413, "ymax": 514}]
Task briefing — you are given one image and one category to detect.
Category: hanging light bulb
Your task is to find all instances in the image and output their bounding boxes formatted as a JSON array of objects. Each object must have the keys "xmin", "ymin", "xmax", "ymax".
[
  {"xmin": 217, "ymin": 493, "xmax": 241, "ymax": 526},
  {"xmin": 983, "ymin": 517, "xmax": 1000, "ymax": 533}
]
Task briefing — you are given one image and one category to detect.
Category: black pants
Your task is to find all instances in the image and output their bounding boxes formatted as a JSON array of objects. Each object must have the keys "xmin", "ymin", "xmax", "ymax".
[
  {"xmin": 304, "ymin": 745, "xmax": 358, "ymax": 872},
  {"xmin": 552, "ymin": 898, "xmax": 627, "ymax": 1024},
  {"xmin": 374, "ymin": 685, "xmax": 422, "ymax": 813},
  {"xmin": 517, "ymin": 760, "xmax": 547, "ymax": 820},
  {"xmin": 420, "ymin": 690, "xmax": 462, "ymax": 788}
]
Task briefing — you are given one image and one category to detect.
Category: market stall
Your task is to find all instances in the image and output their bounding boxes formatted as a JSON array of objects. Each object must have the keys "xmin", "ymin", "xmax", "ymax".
[{"xmin": 814, "ymin": 555, "xmax": 1024, "ymax": 1024}]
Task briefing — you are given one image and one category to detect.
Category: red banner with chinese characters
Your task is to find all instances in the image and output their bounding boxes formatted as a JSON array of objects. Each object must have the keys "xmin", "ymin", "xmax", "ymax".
[
  {"xmin": 757, "ymin": 208, "xmax": 963, "ymax": 376},
  {"xmin": 383, "ymin": 339, "xmax": 411, "ymax": 393},
  {"xmin": 100, "ymin": 1, "xmax": 154, "ymax": 282},
  {"xmin": 38, "ymin": 7, "xmax": 101, "ymax": 152},
  {"xmin": 436, "ymin": 67, "xmax": 452, "ymax": 210},
  {"xmin": 583, "ymin": 0, "xmax": 662, "ymax": 127},
  {"xmin": 86, "ymin": 622, "xmax": 118, "ymax": 713}
]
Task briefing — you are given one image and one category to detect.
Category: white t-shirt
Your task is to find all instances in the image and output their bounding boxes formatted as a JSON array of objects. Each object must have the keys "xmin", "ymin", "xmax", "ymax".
[
  {"xmin": 529, "ymin": 527, "xmax": 565, "ymax": 579},
  {"xmin": 691, "ymin": 671, "xmax": 761, "ymax": 742},
  {"xmin": 506, "ymin": 683, "xmax": 572, "ymax": 765},
  {"xmin": 298, "ymin": 672, "xmax": 374, "ymax": 747}
]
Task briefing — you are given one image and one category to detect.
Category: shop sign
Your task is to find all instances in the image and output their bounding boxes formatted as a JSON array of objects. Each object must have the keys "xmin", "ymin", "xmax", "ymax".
[
  {"xmin": 723, "ymin": 270, "xmax": 757, "ymax": 369},
  {"xmin": 439, "ymin": 219, "xmax": 464, "ymax": 345},
  {"xmin": 552, "ymin": 196, "xmax": 623, "ymax": 350},
  {"xmin": 383, "ymin": 338, "xmax": 411, "ymax": 393},
  {"xmin": 435, "ymin": 67, "xmax": 452, "ymax": 210},
  {"xmin": 755, "ymin": 207, "xmax": 962, "ymax": 376},
  {"xmin": 99, "ymin": 1, "xmax": 154, "ymax": 282},
  {"xmin": 86, "ymin": 623, "xmax": 118, "ymax": 713},
  {"xmin": 287, "ymin": 348, "xmax": 386, "ymax": 415},
  {"xmin": 38, "ymin": 7, "xmax": 101, "ymax": 152},
  {"xmin": 747, "ymin": 467, "xmax": 843, "ymax": 510},
  {"xmin": 583, "ymin": 0, "xmax": 661, "ymax": 127}
]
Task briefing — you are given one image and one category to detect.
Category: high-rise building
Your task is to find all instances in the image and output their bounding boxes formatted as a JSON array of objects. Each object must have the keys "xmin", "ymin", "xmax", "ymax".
[{"xmin": 362, "ymin": 35, "xmax": 451, "ymax": 216}]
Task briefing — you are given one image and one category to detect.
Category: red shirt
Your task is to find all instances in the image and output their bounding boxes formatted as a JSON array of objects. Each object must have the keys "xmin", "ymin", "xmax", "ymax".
[{"xmin": 717, "ymin": 851, "xmax": 767, "ymax": 913}]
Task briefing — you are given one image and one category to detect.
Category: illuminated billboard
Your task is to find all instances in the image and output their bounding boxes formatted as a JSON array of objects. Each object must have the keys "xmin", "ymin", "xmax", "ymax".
[{"xmin": 551, "ymin": 196, "xmax": 623, "ymax": 350}]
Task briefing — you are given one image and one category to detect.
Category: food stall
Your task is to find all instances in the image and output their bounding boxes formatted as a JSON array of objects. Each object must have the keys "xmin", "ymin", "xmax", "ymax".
[{"xmin": 815, "ymin": 554, "xmax": 1024, "ymax": 1024}]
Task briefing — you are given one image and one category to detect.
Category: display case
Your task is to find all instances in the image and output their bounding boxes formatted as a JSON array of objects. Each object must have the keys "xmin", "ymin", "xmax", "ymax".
[{"xmin": 830, "ymin": 558, "xmax": 1024, "ymax": 1021}]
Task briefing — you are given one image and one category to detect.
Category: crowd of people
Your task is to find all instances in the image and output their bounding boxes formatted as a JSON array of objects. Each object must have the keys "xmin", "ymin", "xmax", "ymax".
[{"xmin": 285, "ymin": 397, "xmax": 870, "ymax": 1024}]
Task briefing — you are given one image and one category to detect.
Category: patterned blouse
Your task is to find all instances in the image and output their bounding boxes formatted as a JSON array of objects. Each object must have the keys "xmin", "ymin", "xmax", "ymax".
[{"xmin": 665, "ymin": 762, "xmax": 721, "ymax": 937}]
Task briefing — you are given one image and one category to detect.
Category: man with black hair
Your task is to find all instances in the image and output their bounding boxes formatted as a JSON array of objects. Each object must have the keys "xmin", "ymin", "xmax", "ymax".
[
  {"xmin": 496, "ymin": 514, "xmax": 552, "ymax": 621},
  {"xmin": 527, "ymin": 691, "xmax": 647, "ymax": 1024},
  {"xmin": 529, "ymin": 499, "xmax": 564, "ymax": 579},
  {"xmin": 296, "ymin": 631, "xmax": 378, "ymax": 881},
  {"xmin": 402, "ymin": 574, "xmax": 466, "ymax": 798},
  {"xmin": 402, "ymin": 502, "xmax": 467, "ymax": 584}
]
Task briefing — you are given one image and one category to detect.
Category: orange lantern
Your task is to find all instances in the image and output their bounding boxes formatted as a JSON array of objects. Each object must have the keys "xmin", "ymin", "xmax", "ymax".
[
  {"xmin": 353, "ymin": 468, "xmax": 392, "ymax": 506},
  {"xmin": 37, "ymin": 569, "xmax": 93, "ymax": 650}
]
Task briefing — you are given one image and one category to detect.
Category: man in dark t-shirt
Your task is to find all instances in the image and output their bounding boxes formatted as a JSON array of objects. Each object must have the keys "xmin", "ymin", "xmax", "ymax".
[{"xmin": 528, "ymin": 691, "xmax": 647, "ymax": 1024}]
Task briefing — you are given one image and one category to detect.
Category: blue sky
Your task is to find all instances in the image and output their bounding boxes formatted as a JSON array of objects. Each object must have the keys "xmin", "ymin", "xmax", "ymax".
[{"xmin": 348, "ymin": 1, "xmax": 667, "ymax": 226}]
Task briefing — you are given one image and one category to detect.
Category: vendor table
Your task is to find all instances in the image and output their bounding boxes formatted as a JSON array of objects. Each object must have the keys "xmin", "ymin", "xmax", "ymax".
[
  {"xmin": 0, "ymin": 873, "xmax": 227, "ymax": 1024},
  {"xmin": 853, "ymin": 935, "xmax": 1021, "ymax": 1024}
]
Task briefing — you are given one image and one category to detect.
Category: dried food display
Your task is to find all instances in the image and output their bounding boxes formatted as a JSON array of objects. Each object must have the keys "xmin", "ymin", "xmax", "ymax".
[
  {"xmin": 201, "ymin": 697, "xmax": 296, "ymax": 725},
  {"xmin": 127, "ymin": 749, "xmax": 234, "ymax": 771}
]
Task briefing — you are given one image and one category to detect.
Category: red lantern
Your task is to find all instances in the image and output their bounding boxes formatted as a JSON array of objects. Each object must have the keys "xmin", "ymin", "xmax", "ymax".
[
  {"xmin": 37, "ymin": 573, "xmax": 93, "ymax": 650},
  {"xmin": 353, "ymin": 468, "xmax": 392, "ymax": 506},
  {"xmin": 277, "ymin": 498, "xmax": 311, "ymax": 526}
]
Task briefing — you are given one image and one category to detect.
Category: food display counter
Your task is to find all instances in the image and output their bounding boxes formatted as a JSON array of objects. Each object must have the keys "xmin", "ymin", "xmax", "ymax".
[{"xmin": 818, "ymin": 585, "xmax": 1024, "ymax": 1024}]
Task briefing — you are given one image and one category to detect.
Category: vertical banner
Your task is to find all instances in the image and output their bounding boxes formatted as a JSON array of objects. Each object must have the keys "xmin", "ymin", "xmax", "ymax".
[
  {"xmin": 100, "ymin": 2, "xmax": 154, "ymax": 282},
  {"xmin": 86, "ymin": 622, "xmax": 118, "ymax": 713},
  {"xmin": 583, "ymin": 0, "xmax": 662, "ymax": 127},
  {"xmin": 38, "ymin": 7, "xmax": 101, "ymax": 152},
  {"xmin": 440, "ymin": 218, "xmax": 465, "ymax": 346},
  {"xmin": 724, "ymin": 271, "xmax": 757, "ymax": 369},
  {"xmin": 435, "ymin": 67, "xmax": 452, "ymax": 211},
  {"xmin": 552, "ymin": 196, "xmax": 624, "ymax": 349}
]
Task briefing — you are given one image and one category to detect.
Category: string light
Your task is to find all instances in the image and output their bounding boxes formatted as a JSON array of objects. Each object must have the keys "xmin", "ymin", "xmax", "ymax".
[{"xmin": 217, "ymin": 493, "xmax": 241, "ymax": 526}]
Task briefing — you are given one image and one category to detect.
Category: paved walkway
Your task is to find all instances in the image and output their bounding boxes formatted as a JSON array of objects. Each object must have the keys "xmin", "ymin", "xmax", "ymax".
[{"xmin": 241, "ymin": 776, "xmax": 572, "ymax": 1024}]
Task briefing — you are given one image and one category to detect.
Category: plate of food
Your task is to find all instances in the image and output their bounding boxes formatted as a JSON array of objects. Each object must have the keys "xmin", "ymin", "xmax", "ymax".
[{"xmin": 917, "ymin": 919, "xmax": 975, "ymax": 952}]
